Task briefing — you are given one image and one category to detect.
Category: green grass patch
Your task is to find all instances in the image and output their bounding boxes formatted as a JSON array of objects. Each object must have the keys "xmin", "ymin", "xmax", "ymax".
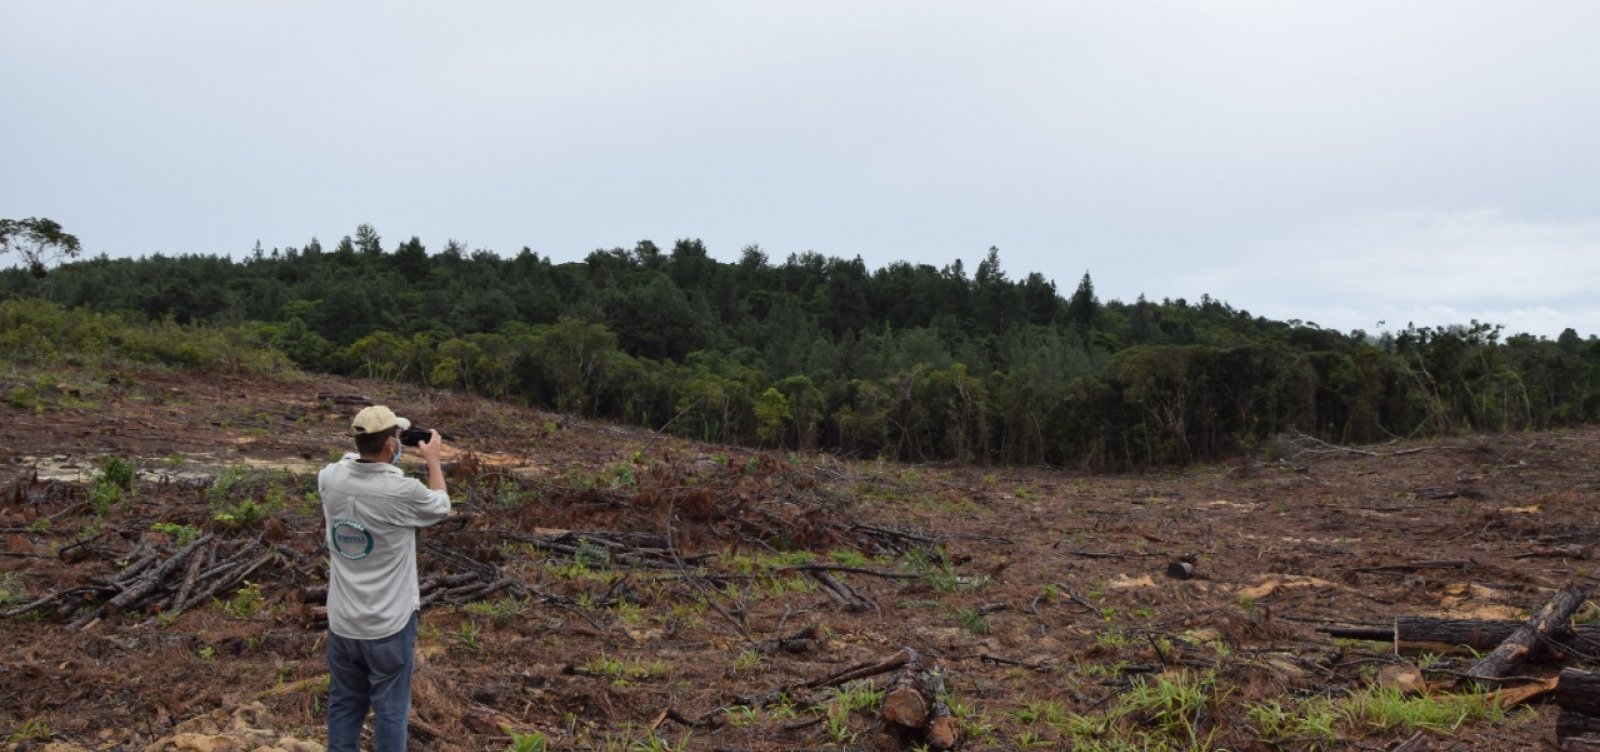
[{"xmin": 583, "ymin": 653, "xmax": 669, "ymax": 687}]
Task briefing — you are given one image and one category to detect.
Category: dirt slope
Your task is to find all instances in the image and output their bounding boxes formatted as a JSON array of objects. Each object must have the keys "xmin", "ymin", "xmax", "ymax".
[{"xmin": 4, "ymin": 364, "xmax": 1599, "ymax": 751}]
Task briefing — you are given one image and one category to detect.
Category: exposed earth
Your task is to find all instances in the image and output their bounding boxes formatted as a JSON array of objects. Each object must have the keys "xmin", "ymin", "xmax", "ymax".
[{"xmin": 3, "ymin": 365, "xmax": 1599, "ymax": 751}]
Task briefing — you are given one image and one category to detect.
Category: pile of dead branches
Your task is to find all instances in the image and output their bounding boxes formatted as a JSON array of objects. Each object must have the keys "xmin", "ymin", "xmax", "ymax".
[
  {"xmin": 3, "ymin": 520, "xmax": 547, "ymax": 630},
  {"xmin": 3, "ymin": 532, "xmax": 279, "ymax": 628},
  {"xmin": 463, "ymin": 451, "xmax": 940, "ymax": 558},
  {"xmin": 5, "ymin": 449, "xmax": 947, "ymax": 638}
]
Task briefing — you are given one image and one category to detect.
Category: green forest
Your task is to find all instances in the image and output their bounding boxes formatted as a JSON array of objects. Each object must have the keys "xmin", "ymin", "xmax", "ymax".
[{"xmin": 4, "ymin": 223, "xmax": 1598, "ymax": 470}]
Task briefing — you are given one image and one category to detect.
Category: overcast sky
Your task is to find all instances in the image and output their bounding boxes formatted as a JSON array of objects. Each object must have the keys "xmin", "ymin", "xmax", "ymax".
[{"xmin": 4, "ymin": 1, "xmax": 1598, "ymax": 338}]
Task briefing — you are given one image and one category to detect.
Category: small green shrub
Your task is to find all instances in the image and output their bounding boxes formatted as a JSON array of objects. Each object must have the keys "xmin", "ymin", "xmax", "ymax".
[
  {"xmin": 584, "ymin": 653, "xmax": 667, "ymax": 687},
  {"xmin": 574, "ymin": 538, "xmax": 611, "ymax": 569},
  {"xmin": 466, "ymin": 597, "xmax": 528, "ymax": 627},
  {"xmin": 89, "ymin": 478, "xmax": 122, "ymax": 516},
  {"xmin": 205, "ymin": 466, "xmax": 287, "ymax": 529},
  {"xmin": 5, "ymin": 719, "xmax": 53, "ymax": 743},
  {"xmin": 0, "ymin": 572, "xmax": 28, "ymax": 607},
  {"xmin": 455, "ymin": 620, "xmax": 483, "ymax": 653},
  {"xmin": 100, "ymin": 455, "xmax": 136, "ymax": 490},
  {"xmin": 731, "ymin": 649, "xmax": 762, "ymax": 672},
  {"xmin": 952, "ymin": 606, "xmax": 991, "ymax": 635},
  {"xmin": 213, "ymin": 499, "xmax": 267, "ymax": 528},
  {"xmin": 905, "ymin": 549, "xmax": 960, "ymax": 594},
  {"xmin": 7, "ymin": 386, "xmax": 39, "ymax": 410},
  {"xmin": 151, "ymin": 521, "xmax": 201, "ymax": 546},
  {"xmin": 222, "ymin": 581, "xmax": 265, "ymax": 619},
  {"xmin": 504, "ymin": 728, "xmax": 547, "ymax": 752}
]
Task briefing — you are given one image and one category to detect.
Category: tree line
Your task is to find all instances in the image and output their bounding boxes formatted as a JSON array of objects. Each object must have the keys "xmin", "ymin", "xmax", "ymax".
[{"xmin": 4, "ymin": 224, "xmax": 1598, "ymax": 470}]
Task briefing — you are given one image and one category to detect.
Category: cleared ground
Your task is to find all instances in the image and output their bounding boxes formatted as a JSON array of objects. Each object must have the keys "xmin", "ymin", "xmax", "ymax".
[{"xmin": 4, "ymin": 365, "xmax": 1598, "ymax": 751}]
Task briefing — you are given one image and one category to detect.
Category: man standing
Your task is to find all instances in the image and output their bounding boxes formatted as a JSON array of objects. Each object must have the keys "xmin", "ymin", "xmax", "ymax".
[{"xmin": 319, "ymin": 405, "xmax": 451, "ymax": 751}]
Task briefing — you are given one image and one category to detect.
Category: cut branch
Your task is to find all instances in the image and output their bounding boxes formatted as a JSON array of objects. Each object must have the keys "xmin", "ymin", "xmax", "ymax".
[{"xmin": 1466, "ymin": 584, "xmax": 1589, "ymax": 687}]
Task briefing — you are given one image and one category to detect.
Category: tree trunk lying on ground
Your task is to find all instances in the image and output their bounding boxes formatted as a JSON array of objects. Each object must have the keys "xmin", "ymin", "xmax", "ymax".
[
  {"xmin": 1319, "ymin": 617, "xmax": 1600, "ymax": 653},
  {"xmin": 1466, "ymin": 584, "xmax": 1590, "ymax": 687},
  {"xmin": 922, "ymin": 664, "xmax": 961, "ymax": 750},
  {"xmin": 881, "ymin": 650, "xmax": 932, "ymax": 727},
  {"xmin": 880, "ymin": 648, "xmax": 960, "ymax": 751},
  {"xmin": 1557, "ymin": 669, "xmax": 1600, "ymax": 752}
]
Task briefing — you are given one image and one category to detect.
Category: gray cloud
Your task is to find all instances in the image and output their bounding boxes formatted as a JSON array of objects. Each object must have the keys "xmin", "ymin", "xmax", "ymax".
[{"xmin": 3, "ymin": 1, "xmax": 1597, "ymax": 337}]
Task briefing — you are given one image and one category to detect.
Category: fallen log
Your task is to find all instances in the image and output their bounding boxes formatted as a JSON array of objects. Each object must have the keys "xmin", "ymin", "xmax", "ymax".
[
  {"xmin": 1560, "ymin": 710, "xmax": 1600, "ymax": 739},
  {"xmin": 1466, "ymin": 584, "xmax": 1589, "ymax": 686},
  {"xmin": 1558, "ymin": 668, "xmax": 1600, "ymax": 718},
  {"xmin": 170, "ymin": 540, "xmax": 211, "ymax": 611},
  {"xmin": 1320, "ymin": 617, "xmax": 1600, "ymax": 652},
  {"xmin": 1, "ymin": 586, "xmax": 107, "ymax": 619},
  {"xmin": 881, "ymin": 648, "xmax": 932, "ymax": 728},
  {"xmin": 1558, "ymin": 669, "xmax": 1600, "ymax": 751},
  {"xmin": 173, "ymin": 544, "xmax": 276, "ymax": 615},
  {"xmin": 112, "ymin": 543, "xmax": 159, "ymax": 585},
  {"xmin": 1345, "ymin": 560, "xmax": 1469, "ymax": 574},
  {"xmin": 808, "ymin": 570, "xmax": 875, "ymax": 612},
  {"xmin": 777, "ymin": 564, "xmax": 920, "ymax": 580},
  {"xmin": 316, "ymin": 391, "xmax": 372, "ymax": 406},
  {"xmin": 1513, "ymin": 545, "xmax": 1595, "ymax": 560},
  {"xmin": 1561, "ymin": 735, "xmax": 1600, "ymax": 752},
  {"xmin": 805, "ymin": 647, "xmax": 915, "ymax": 691},
  {"xmin": 924, "ymin": 667, "xmax": 960, "ymax": 751},
  {"xmin": 879, "ymin": 648, "xmax": 962, "ymax": 750},
  {"xmin": 753, "ymin": 625, "xmax": 817, "ymax": 655},
  {"xmin": 1166, "ymin": 561, "xmax": 1197, "ymax": 580}
]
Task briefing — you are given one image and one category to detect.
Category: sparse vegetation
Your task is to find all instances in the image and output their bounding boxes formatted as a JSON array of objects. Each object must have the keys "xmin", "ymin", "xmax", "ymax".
[
  {"xmin": 504, "ymin": 728, "xmax": 547, "ymax": 752},
  {"xmin": 454, "ymin": 620, "xmax": 483, "ymax": 654},
  {"xmin": 150, "ymin": 521, "xmax": 201, "ymax": 547},
  {"xmin": 0, "ymin": 573, "xmax": 27, "ymax": 608},
  {"xmin": 584, "ymin": 654, "xmax": 668, "ymax": 687},
  {"xmin": 221, "ymin": 581, "xmax": 265, "ymax": 619},
  {"xmin": 0, "ymin": 334, "xmax": 1588, "ymax": 752},
  {"xmin": 951, "ymin": 606, "xmax": 992, "ymax": 635},
  {"xmin": 87, "ymin": 455, "xmax": 136, "ymax": 516},
  {"xmin": 466, "ymin": 597, "xmax": 528, "ymax": 627},
  {"xmin": 6, "ymin": 719, "xmax": 53, "ymax": 743}
]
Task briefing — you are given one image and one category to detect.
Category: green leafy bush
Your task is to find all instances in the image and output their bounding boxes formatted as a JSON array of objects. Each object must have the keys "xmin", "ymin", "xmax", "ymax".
[{"xmin": 100, "ymin": 456, "xmax": 135, "ymax": 490}]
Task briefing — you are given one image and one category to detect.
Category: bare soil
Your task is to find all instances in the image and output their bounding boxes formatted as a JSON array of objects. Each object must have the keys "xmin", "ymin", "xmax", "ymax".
[{"xmin": 4, "ymin": 365, "xmax": 1599, "ymax": 751}]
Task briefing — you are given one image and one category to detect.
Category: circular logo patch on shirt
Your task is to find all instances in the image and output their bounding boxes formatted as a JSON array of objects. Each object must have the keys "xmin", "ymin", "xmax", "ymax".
[{"xmin": 330, "ymin": 519, "xmax": 374, "ymax": 560}]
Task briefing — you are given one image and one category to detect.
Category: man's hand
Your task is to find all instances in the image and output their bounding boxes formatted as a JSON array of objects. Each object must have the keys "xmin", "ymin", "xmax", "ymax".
[
  {"xmin": 418, "ymin": 429, "xmax": 446, "ymax": 492},
  {"xmin": 417, "ymin": 429, "xmax": 445, "ymax": 462}
]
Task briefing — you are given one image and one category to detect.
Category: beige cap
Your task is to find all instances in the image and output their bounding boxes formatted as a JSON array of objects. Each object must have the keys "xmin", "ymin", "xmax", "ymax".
[{"xmin": 351, "ymin": 405, "xmax": 412, "ymax": 435}]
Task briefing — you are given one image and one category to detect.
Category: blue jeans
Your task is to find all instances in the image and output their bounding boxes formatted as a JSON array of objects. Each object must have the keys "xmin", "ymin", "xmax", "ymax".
[{"xmin": 327, "ymin": 611, "xmax": 418, "ymax": 752}]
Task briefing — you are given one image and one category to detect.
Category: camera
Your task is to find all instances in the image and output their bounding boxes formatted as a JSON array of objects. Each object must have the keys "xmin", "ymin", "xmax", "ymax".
[{"xmin": 399, "ymin": 427, "xmax": 439, "ymax": 447}]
